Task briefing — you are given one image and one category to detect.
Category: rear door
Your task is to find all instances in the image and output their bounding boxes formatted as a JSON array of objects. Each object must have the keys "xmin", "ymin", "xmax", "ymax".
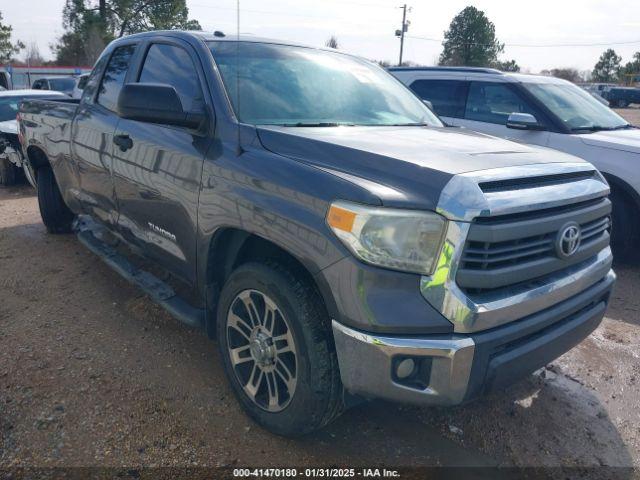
[
  {"xmin": 459, "ymin": 80, "xmax": 550, "ymax": 145},
  {"xmin": 111, "ymin": 38, "xmax": 212, "ymax": 284},
  {"xmin": 70, "ymin": 42, "xmax": 139, "ymax": 225}
]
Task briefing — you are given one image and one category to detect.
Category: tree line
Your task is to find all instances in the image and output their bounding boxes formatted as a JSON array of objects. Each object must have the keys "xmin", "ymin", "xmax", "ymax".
[
  {"xmin": 1, "ymin": 0, "xmax": 200, "ymax": 66},
  {"xmin": 1, "ymin": 3, "xmax": 640, "ymax": 85}
]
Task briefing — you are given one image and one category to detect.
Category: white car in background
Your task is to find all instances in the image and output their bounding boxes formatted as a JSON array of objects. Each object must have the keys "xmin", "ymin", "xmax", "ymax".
[
  {"xmin": 391, "ymin": 67, "xmax": 640, "ymax": 262},
  {"xmin": 0, "ymin": 89, "xmax": 65, "ymax": 186}
]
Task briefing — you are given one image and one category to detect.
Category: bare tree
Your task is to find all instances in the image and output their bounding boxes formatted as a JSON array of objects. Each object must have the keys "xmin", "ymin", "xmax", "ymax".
[
  {"xmin": 23, "ymin": 42, "xmax": 45, "ymax": 66},
  {"xmin": 540, "ymin": 68, "xmax": 586, "ymax": 83},
  {"xmin": 325, "ymin": 36, "xmax": 339, "ymax": 49}
]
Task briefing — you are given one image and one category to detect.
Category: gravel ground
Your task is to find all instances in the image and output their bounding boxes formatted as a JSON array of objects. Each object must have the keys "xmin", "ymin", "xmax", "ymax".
[{"xmin": 1, "ymin": 186, "xmax": 638, "ymax": 473}]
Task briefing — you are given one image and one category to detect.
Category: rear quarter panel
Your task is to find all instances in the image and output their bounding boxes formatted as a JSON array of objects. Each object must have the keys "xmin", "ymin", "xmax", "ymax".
[{"xmin": 20, "ymin": 99, "xmax": 81, "ymax": 211}]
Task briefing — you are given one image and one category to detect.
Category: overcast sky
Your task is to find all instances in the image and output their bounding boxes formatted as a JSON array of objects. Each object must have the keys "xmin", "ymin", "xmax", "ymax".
[{"xmin": 3, "ymin": 0, "xmax": 640, "ymax": 72}]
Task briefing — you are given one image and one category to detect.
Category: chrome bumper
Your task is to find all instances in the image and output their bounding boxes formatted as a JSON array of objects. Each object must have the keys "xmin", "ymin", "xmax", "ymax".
[
  {"xmin": 332, "ymin": 269, "xmax": 614, "ymax": 406},
  {"xmin": 332, "ymin": 320, "xmax": 475, "ymax": 405}
]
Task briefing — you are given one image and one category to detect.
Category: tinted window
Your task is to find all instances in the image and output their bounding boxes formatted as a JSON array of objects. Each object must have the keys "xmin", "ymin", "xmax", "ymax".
[
  {"xmin": 139, "ymin": 44, "xmax": 203, "ymax": 111},
  {"xmin": 77, "ymin": 75, "xmax": 89, "ymax": 89},
  {"xmin": 410, "ymin": 79, "xmax": 467, "ymax": 118},
  {"xmin": 97, "ymin": 44, "xmax": 137, "ymax": 112},
  {"xmin": 465, "ymin": 82, "xmax": 536, "ymax": 125}
]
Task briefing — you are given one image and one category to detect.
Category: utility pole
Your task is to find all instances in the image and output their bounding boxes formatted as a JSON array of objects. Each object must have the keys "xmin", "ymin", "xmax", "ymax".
[{"xmin": 396, "ymin": 4, "xmax": 410, "ymax": 67}]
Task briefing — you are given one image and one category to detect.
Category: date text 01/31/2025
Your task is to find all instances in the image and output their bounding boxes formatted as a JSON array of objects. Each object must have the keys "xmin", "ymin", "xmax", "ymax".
[{"xmin": 233, "ymin": 468, "xmax": 400, "ymax": 478}]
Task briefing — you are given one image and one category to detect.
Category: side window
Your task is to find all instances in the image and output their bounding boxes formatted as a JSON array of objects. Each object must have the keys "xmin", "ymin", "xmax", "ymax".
[
  {"xmin": 465, "ymin": 82, "xmax": 535, "ymax": 125},
  {"xmin": 77, "ymin": 75, "xmax": 89, "ymax": 90},
  {"xmin": 81, "ymin": 54, "xmax": 109, "ymax": 103},
  {"xmin": 409, "ymin": 79, "xmax": 468, "ymax": 118},
  {"xmin": 32, "ymin": 80, "xmax": 42, "ymax": 90},
  {"xmin": 138, "ymin": 43, "xmax": 203, "ymax": 111},
  {"xmin": 97, "ymin": 44, "xmax": 137, "ymax": 112}
]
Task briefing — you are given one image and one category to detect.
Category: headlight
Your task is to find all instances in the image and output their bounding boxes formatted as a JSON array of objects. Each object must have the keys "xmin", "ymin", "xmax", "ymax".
[{"xmin": 326, "ymin": 200, "xmax": 447, "ymax": 276}]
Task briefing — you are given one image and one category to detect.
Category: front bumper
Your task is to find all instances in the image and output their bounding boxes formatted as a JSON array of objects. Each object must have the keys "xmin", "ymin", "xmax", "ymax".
[{"xmin": 333, "ymin": 269, "xmax": 615, "ymax": 406}]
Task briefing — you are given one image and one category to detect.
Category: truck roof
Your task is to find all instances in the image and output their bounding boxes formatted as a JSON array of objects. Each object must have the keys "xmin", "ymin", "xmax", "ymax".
[
  {"xmin": 120, "ymin": 30, "xmax": 338, "ymax": 53},
  {"xmin": 125, "ymin": 30, "xmax": 305, "ymax": 46}
]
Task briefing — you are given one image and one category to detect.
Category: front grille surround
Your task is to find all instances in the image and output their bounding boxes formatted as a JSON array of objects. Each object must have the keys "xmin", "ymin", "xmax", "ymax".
[{"xmin": 421, "ymin": 162, "xmax": 613, "ymax": 333}]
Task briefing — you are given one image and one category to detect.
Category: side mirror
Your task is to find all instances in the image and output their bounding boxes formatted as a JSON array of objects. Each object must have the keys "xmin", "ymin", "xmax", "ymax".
[
  {"xmin": 506, "ymin": 112, "xmax": 541, "ymax": 130},
  {"xmin": 117, "ymin": 83, "xmax": 205, "ymax": 129},
  {"xmin": 422, "ymin": 99, "xmax": 434, "ymax": 110}
]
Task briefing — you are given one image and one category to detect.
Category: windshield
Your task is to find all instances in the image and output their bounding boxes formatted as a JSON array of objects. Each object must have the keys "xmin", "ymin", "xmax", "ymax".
[
  {"xmin": 209, "ymin": 41, "xmax": 442, "ymax": 127},
  {"xmin": 49, "ymin": 78, "xmax": 75, "ymax": 91},
  {"xmin": 522, "ymin": 82, "xmax": 630, "ymax": 131}
]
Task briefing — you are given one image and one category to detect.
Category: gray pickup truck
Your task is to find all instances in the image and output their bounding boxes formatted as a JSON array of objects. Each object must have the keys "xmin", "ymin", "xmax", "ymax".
[{"xmin": 19, "ymin": 31, "xmax": 615, "ymax": 436}]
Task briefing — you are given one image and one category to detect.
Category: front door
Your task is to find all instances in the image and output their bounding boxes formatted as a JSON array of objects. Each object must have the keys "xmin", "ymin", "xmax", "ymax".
[
  {"xmin": 111, "ymin": 39, "xmax": 212, "ymax": 284},
  {"xmin": 458, "ymin": 81, "xmax": 550, "ymax": 147}
]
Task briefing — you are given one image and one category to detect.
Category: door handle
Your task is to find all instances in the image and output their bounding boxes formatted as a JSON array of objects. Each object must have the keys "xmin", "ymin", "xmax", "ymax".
[{"xmin": 113, "ymin": 134, "xmax": 133, "ymax": 152}]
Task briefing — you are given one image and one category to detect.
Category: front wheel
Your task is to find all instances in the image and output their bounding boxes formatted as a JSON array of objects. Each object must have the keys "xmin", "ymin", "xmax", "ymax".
[
  {"xmin": 37, "ymin": 166, "xmax": 74, "ymax": 234},
  {"xmin": 217, "ymin": 262, "xmax": 343, "ymax": 436}
]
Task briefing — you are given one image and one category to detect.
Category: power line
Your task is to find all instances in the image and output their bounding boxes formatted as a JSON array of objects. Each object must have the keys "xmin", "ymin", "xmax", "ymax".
[
  {"xmin": 190, "ymin": 2, "xmax": 395, "ymax": 21},
  {"xmin": 406, "ymin": 35, "xmax": 640, "ymax": 48}
]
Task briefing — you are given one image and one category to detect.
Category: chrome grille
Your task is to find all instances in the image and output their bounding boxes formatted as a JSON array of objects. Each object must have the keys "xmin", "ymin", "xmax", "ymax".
[{"xmin": 457, "ymin": 197, "xmax": 611, "ymax": 293}]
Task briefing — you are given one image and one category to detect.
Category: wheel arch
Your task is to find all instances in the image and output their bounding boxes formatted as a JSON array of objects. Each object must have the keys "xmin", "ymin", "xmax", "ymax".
[
  {"xmin": 601, "ymin": 171, "xmax": 640, "ymax": 213},
  {"xmin": 25, "ymin": 145, "xmax": 51, "ymax": 181},
  {"xmin": 203, "ymin": 227, "xmax": 340, "ymax": 339}
]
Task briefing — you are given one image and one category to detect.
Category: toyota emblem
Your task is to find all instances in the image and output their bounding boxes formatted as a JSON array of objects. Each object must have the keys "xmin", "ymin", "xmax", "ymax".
[{"xmin": 556, "ymin": 222, "xmax": 582, "ymax": 259}]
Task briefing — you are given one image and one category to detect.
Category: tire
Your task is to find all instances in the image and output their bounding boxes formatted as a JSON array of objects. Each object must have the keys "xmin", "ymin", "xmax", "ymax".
[
  {"xmin": 616, "ymin": 99, "xmax": 629, "ymax": 108},
  {"xmin": 610, "ymin": 187, "xmax": 640, "ymax": 264},
  {"xmin": 0, "ymin": 157, "xmax": 17, "ymax": 186},
  {"xmin": 37, "ymin": 166, "xmax": 74, "ymax": 234},
  {"xmin": 217, "ymin": 261, "xmax": 343, "ymax": 437}
]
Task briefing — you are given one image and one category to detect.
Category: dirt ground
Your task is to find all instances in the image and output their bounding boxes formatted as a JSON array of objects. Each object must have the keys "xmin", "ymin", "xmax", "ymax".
[
  {"xmin": 614, "ymin": 106, "xmax": 640, "ymax": 126},
  {"xmin": 1, "ymin": 186, "xmax": 639, "ymax": 473}
]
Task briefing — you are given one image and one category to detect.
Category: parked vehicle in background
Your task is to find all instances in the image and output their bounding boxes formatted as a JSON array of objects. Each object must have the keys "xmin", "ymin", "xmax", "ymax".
[
  {"xmin": 19, "ymin": 32, "xmax": 615, "ymax": 436},
  {"xmin": 391, "ymin": 67, "xmax": 640, "ymax": 262},
  {"xmin": 0, "ymin": 89, "xmax": 65, "ymax": 185},
  {"xmin": 600, "ymin": 86, "xmax": 640, "ymax": 108},
  {"xmin": 72, "ymin": 74, "xmax": 90, "ymax": 99},
  {"xmin": 32, "ymin": 76, "xmax": 76, "ymax": 96}
]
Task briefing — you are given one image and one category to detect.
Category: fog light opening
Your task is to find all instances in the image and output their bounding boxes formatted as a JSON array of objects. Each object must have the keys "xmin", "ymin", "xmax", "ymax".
[
  {"xmin": 392, "ymin": 356, "xmax": 433, "ymax": 390},
  {"xmin": 396, "ymin": 358, "xmax": 416, "ymax": 379}
]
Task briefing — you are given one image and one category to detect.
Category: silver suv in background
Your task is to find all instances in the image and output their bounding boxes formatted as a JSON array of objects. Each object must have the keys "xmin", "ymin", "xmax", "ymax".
[{"xmin": 390, "ymin": 67, "xmax": 640, "ymax": 262}]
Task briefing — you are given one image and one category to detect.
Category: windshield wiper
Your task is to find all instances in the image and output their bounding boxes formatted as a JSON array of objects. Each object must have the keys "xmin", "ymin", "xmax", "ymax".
[
  {"xmin": 571, "ymin": 123, "xmax": 634, "ymax": 132},
  {"xmin": 280, "ymin": 122, "xmax": 354, "ymax": 127}
]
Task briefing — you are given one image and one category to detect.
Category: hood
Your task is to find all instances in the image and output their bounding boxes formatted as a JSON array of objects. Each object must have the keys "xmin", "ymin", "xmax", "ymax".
[
  {"xmin": 579, "ymin": 128, "xmax": 640, "ymax": 154},
  {"xmin": 257, "ymin": 125, "xmax": 585, "ymax": 209},
  {"xmin": 0, "ymin": 119, "xmax": 17, "ymax": 135}
]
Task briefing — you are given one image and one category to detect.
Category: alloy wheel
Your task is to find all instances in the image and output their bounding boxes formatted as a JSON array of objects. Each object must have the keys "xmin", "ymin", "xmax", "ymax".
[{"xmin": 226, "ymin": 289, "xmax": 298, "ymax": 412}]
